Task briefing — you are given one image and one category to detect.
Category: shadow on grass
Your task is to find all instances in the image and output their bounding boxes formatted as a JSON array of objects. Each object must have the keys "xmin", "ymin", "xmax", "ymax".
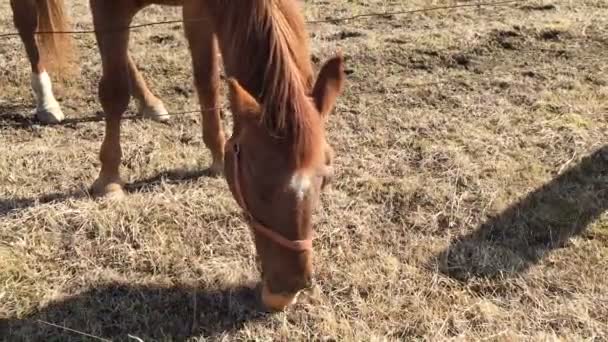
[
  {"xmin": 0, "ymin": 190, "xmax": 89, "ymax": 218},
  {"xmin": 0, "ymin": 103, "xmax": 175, "ymax": 130},
  {"xmin": 0, "ymin": 104, "xmax": 104, "ymax": 129},
  {"xmin": 0, "ymin": 168, "xmax": 221, "ymax": 218},
  {"xmin": 435, "ymin": 145, "xmax": 608, "ymax": 280},
  {"xmin": 0, "ymin": 104, "xmax": 37, "ymax": 129},
  {"xmin": 0, "ymin": 282, "xmax": 267, "ymax": 341},
  {"xmin": 126, "ymin": 167, "xmax": 222, "ymax": 193}
]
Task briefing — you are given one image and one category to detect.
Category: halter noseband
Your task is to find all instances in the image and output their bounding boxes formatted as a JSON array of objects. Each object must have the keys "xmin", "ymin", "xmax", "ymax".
[{"xmin": 229, "ymin": 141, "xmax": 313, "ymax": 252}]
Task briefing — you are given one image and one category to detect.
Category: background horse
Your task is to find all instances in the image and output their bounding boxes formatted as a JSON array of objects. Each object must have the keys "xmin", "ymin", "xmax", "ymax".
[{"xmin": 10, "ymin": 0, "xmax": 170, "ymax": 124}]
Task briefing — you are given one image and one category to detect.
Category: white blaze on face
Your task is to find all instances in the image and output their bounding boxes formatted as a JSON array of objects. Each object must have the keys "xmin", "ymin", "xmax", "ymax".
[
  {"xmin": 30, "ymin": 71, "xmax": 64, "ymax": 123},
  {"xmin": 289, "ymin": 172, "xmax": 312, "ymax": 201}
]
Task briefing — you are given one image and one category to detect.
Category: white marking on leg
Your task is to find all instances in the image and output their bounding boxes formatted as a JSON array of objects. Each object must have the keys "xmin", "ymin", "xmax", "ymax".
[
  {"xmin": 31, "ymin": 71, "xmax": 64, "ymax": 123},
  {"xmin": 31, "ymin": 71, "xmax": 57, "ymax": 109},
  {"xmin": 290, "ymin": 172, "xmax": 312, "ymax": 201}
]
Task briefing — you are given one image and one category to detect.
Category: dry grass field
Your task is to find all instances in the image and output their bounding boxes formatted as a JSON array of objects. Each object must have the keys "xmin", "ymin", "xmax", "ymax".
[{"xmin": 1, "ymin": 0, "xmax": 607, "ymax": 340}]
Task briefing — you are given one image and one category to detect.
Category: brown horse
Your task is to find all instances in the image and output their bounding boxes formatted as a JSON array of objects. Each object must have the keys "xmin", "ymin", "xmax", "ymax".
[
  {"xmin": 15, "ymin": 0, "xmax": 346, "ymax": 311},
  {"xmin": 10, "ymin": 0, "xmax": 170, "ymax": 124}
]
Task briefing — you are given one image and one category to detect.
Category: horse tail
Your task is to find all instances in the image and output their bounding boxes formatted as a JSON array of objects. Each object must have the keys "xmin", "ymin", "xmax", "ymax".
[{"xmin": 36, "ymin": 0, "xmax": 76, "ymax": 78}]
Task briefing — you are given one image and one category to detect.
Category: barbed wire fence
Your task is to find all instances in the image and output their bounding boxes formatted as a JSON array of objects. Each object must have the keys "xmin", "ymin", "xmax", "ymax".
[
  {"xmin": 0, "ymin": 0, "xmax": 559, "ymax": 125},
  {"xmin": 0, "ymin": 1, "xmax": 525, "ymax": 38}
]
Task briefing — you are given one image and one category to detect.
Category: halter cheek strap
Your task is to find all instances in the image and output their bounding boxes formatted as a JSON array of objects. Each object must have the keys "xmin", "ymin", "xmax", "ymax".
[{"xmin": 230, "ymin": 141, "xmax": 313, "ymax": 253}]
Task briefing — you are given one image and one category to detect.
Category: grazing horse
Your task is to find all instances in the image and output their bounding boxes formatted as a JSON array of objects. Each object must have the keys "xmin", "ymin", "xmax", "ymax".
[
  {"xmin": 90, "ymin": 0, "xmax": 346, "ymax": 311},
  {"xmin": 10, "ymin": 0, "xmax": 170, "ymax": 124},
  {"xmin": 21, "ymin": 0, "xmax": 347, "ymax": 311}
]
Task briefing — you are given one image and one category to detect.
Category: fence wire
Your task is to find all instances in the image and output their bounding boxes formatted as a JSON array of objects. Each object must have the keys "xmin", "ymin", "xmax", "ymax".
[
  {"xmin": 1, "ymin": 0, "xmax": 530, "ymax": 124},
  {"xmin": 0, "ymin": 0, "xmax": 525, "ymax": 38}
]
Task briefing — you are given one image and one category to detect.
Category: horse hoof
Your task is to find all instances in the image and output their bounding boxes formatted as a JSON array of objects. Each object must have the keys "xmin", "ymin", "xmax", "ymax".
[
  {"xmin": 206, "ymin": 161, "xmax": 224, "ymax": 177},
  {"xmin": 139, "ymin": 101, "xmax": 170, "ymax": 123},
  {"xmin": 36, "ymin": 105, "xmax": 65, "ymax": 124},
  {"xmin": 91, "ymin": 178, "xmax": 125, "ymax": 199}
]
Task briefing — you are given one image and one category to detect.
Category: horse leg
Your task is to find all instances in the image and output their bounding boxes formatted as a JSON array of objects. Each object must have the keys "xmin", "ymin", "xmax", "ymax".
[
  {"xmin": 128, "ymin": 53, "xmax": 170, "ymax": 123},
  {"xmin": 89, "ymin": 0, "xmax": 138, "ymax": 197},
  {"xmin": 10, "ymin": 0, "xmax": 64, "ymax": 124},
  {"xmin": 183, "ymin": 4, "xmax": 225, "ymax": 174}
]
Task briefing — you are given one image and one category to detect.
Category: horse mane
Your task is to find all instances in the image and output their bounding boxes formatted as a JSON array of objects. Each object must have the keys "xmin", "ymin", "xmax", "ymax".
[{"xmin": 221, "ymin": 0, "xmax": 322, "ymax": 167}]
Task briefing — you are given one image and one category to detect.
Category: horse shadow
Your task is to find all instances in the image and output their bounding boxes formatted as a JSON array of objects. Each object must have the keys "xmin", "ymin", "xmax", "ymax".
[
  {"xmin": 126, "ymin": 167, "xmax": 221, "ymax": 193},
  {"xmin": 0, "ymin": 103, "xmax": 175, "ymax": 130},
  {"xmin": 434, "ymin": 145, "xmax": 608, "ymax": 281},
  {"xmin": 0, "ymin": 168, "xmax": 218, "ymax": 219},
  {"xmin": 0, "ymin": 103, "xmax": 105, "ymax": 129},
  {"xmin": 0, "ymin": 282, "xmax": 267, "ymax": 341},
  {"xmin": 0, "ymin": 189, "xmax": 88, "ymax": 218},
  {"xmin": 1, "ymin": 102, "xmax": 218, "ymax": 218},
  {"xmin": 0, "ymin": 104, "xmax": 37, "ymax": 129}
]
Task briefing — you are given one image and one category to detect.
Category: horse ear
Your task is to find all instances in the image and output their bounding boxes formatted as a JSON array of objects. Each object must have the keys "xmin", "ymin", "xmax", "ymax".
[
  {"xmin": 312, "ymin": 53, "xmax": 346, "ymax": 119},
  {"xmin": 227, "ymin": 78, "xmax": 261, "ymax": 122}
]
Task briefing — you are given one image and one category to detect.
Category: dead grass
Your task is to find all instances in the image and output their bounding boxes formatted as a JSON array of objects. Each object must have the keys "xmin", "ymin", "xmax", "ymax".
[{"xmin": 1, "ymin": 0, "xmax": 607, "ymax": 341}]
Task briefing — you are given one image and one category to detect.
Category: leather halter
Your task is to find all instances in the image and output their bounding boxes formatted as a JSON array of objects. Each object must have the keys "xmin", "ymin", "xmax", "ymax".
[{"xmin": 229, "ymin": 140, "xmax": 313, "ymax": 252}]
